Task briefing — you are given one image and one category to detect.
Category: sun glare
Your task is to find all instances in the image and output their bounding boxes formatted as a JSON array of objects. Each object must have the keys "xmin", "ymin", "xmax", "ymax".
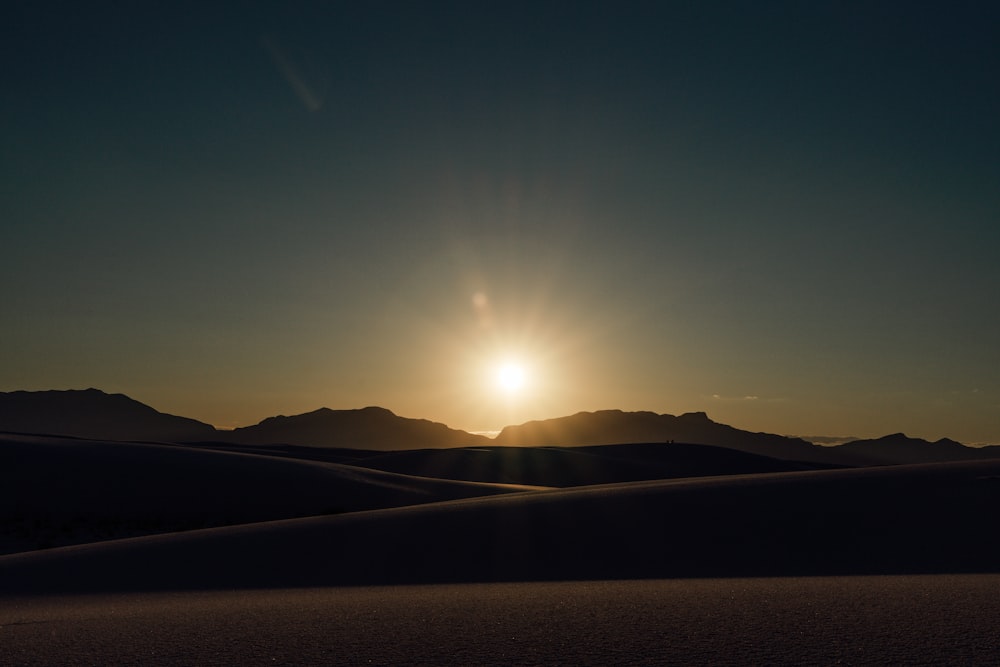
[{"xmin": 495, "ymin": 361, "xmax": 528, "ymax": 395}]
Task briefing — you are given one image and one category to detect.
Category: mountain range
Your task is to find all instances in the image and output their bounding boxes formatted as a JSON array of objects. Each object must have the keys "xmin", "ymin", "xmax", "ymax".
[
  {"xmin": 494, "ymin": 409, "xmax": 830, "ymax": 461},
  {"xmin": 4, "ymin": 388, "xmax": 1000, "ymax": 590},
  {"xmin": 223, "ymin": 405, "xmax": 491, "ymax": 450},
  {"xmin": 2, "ymin": 388, "xmax": 997, "ymax": 466},
  {"xmin": 0, "ymin": 388, "xmax": 216, "ymax": 442}
]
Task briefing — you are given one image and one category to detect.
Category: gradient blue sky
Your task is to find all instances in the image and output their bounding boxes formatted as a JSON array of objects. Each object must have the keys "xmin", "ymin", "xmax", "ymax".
[{"xmin": 3, "ymin": 1, "xmax": 998, "ymax": 442}]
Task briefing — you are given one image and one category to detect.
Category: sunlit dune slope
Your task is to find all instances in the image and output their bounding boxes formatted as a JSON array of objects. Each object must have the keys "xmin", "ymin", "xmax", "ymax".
[
  {"xmin": 353, "ymin": 442, "xmax": 828, "ymax": 487},
  {"xmin": 0, "ymin": 434, "xmax": 542, "ymax": 554},
  {"xmin": 3, "ymin": 460, "xmax": 999, "ymax": 594}
]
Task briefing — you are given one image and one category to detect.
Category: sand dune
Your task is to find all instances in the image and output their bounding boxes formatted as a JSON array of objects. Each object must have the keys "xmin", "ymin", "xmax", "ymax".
[
  {"xmin": 3, "ymin": 459, "xmax": 999, "ymax": 594},
  {"xmin": 0, "ymin": 433, "xmax": 543, "ymax": 554},
  {"xmin": 353, "ymin": 442, "xmax": 827, "ymax": 487}
]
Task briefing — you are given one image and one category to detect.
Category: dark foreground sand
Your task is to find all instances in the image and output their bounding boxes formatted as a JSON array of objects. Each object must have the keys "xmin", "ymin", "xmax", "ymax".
[
  {"xmin": 3, "ymin": 576, "xmax": 999, "ymax": 665},
  {"xmin": 3, "ymin": 459, "xmax": 1000, "ymax": 593},
  {"xmin": 3, "ymin": 459, "xmax": 1000, "ymax": 664},
  {"xmin": 0, "ymin": 434, "xmax": 543, "ymax": 554}
]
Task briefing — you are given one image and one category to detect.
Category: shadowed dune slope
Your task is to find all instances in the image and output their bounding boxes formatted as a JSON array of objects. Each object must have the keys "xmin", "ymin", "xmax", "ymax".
[
  {"xmin": 3, "ymin": 460, "xmax": 1000, "ymax": 594},
  {"xmin": 181, "ymin": 442, "xmax": 386, "ymax": 465},
  {"xmin": 0, "ymin": 434, "xmax": 543, "ymax": 554},
  {"xmin": 353, "ymin": 442, "xmax": 830, "ymax": 487}
]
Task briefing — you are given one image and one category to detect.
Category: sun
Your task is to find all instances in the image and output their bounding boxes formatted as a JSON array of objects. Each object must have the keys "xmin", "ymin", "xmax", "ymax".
[{"xmin": 495, "ymin": 360, "xmax": 528, "ymax": 395}]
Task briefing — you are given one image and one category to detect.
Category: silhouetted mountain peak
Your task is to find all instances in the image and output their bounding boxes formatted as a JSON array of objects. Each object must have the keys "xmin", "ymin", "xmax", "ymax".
[
  {"xmin": 0, "ymin": 388, "xmax": 217, "ymax": 441},
  {"xmin": 492, "ymin": 409, "xmax": 837, "ymax": 464},
  {"xmin": 224, "ymin": 405, "xmax": 486, "ymax": 450},
  {"xmin": 836, "ymin": 432, "xmax": 980, "ymax": 464},
  {"xmin": 359, "ymin": 406, "xmax": 396, "ymax": 416},
  {"xmin": 846, "ymin": 432, "xmax": 968, "ymax": 449},
  {"xmin": 3, "ymin": 389, "xmax": 992, "ymax": 464}
]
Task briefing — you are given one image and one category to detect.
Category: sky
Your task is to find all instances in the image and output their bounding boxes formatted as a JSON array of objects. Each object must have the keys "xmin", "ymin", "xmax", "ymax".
[{"xmin": 3, "ymin": 1, "xmax": 999, "ymax": 443}]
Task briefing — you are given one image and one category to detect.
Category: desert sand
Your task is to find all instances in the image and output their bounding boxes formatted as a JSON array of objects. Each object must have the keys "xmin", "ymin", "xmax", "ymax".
[
  {"xmin": 0, "ymin": 433, "xmax": 543, "ymax": 554},
  {"xmin": 3, "ymin": 576, "xmax": 1000, "ymax": 665},
  {"xmin": 2, "ymin": 457, "xmax": 1000, "ymax": 592},
  {"xmin": 3, "ymin": 435, "xmax": 1000, "ymax": 664}
]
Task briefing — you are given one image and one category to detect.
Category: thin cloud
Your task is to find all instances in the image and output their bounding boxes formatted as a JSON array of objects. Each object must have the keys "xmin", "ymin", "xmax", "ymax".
[{"xmin": 262, "ymin": 36, "xmax": 324, "ymax": 112}]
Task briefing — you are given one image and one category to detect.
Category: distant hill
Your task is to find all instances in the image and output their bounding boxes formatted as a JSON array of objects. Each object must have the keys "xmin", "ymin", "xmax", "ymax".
[
  {"xmin": 221, "ymin": 406, "xmax": 491, "ymax": 450},
  {"xmin": 0, "ymin": 389, "xmax": 217, "ymax": 442},
  {"xmin": 4, "ymin": 389, "xmax": 996, "ymax": 464},
  {"xmin": 493, "ymin": 409, "xmax": 845, "ymax": 464},
  {"xmin": 833, "ymin": 433, "xmax": 1000, "ymax": 465},
  {"xmin": 794, "ymin": 435, "xmax": 860, "ymax": 446}
]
